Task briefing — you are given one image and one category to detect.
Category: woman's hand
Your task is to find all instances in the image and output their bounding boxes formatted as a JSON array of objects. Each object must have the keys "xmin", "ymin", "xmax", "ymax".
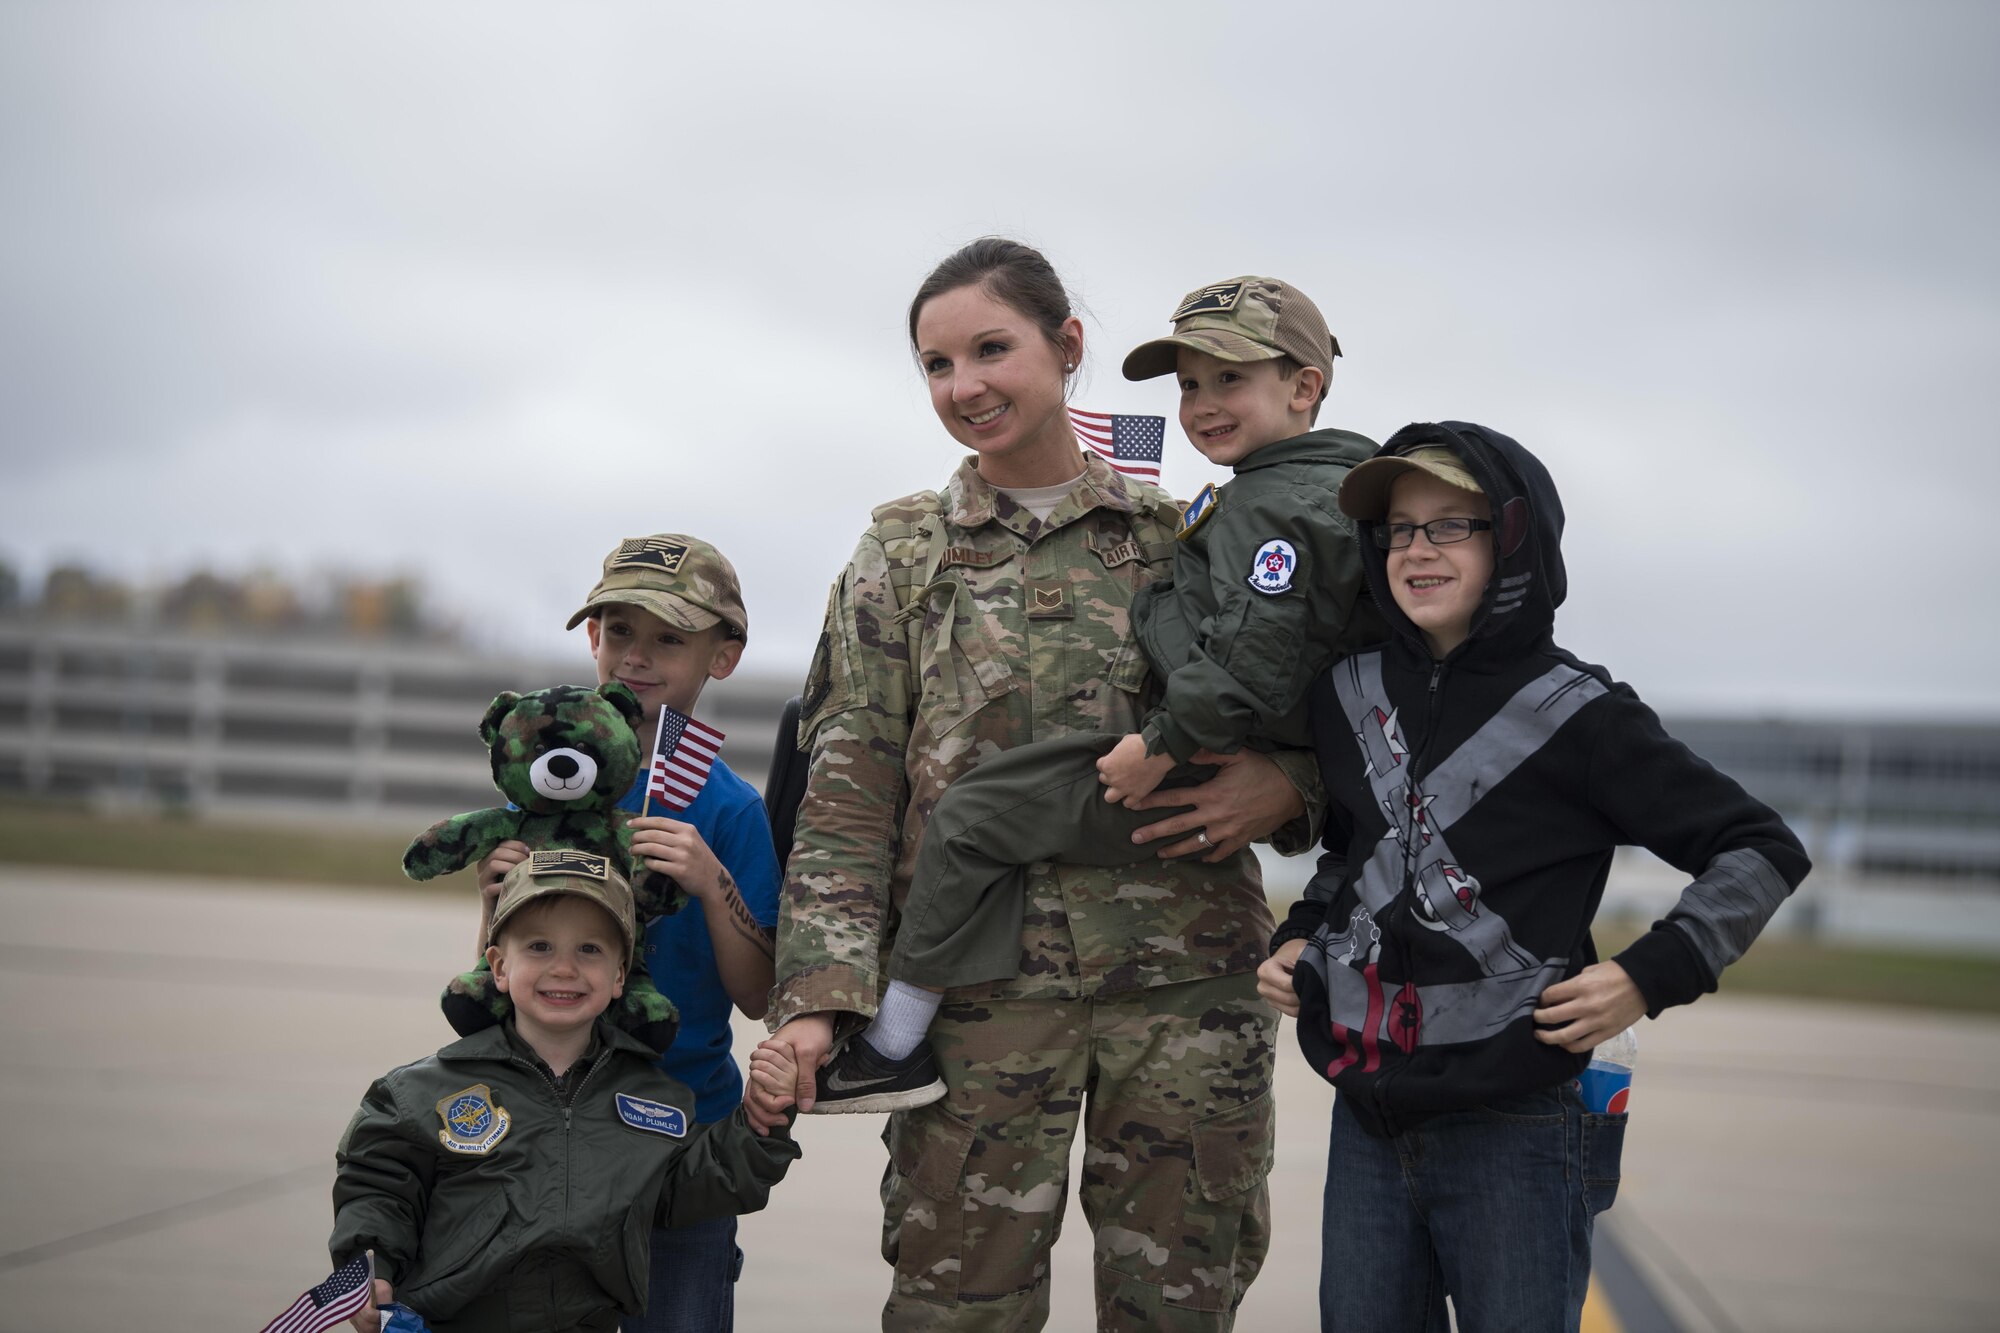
[
  {"xmin": 1257, "ymin": 938, "xmax": 1308, "ymax": 1017},
  {"xmin": 768, "ymin": 1013, "xmax": 836, "ymax": 1115},
  {"xmin": 1127, "ymin": 748, "xmax": 1306, "ymax": 863}
]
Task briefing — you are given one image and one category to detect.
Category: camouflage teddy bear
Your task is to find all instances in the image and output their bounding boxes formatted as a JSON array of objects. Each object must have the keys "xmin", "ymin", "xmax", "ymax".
[{"xmin": 404, "ymin": 681, "xmax": 685, "ymax": 1054}]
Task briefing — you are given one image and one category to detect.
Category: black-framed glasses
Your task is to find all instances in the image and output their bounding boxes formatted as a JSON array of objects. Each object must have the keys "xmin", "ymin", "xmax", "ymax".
[{"xmin": 1373, "ymin": 518, "xmax": 1494, "ymax": 550}]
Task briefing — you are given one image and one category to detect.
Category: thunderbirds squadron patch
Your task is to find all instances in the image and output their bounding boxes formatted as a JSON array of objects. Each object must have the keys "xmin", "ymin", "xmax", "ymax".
[{"xmin": 1247, "ymin": 538, "xmax": 1298, "ymax": 595}]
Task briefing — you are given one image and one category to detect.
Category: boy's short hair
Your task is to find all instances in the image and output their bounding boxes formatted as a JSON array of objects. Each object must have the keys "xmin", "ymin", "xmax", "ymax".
[
  {"xmin": 566, "ymin": 534, "xmax": 748, "ymax": 642},
  {"xmin": 1120, "ymin": 276, "xmax": 1339, "ymax": 409},
  {"xmin": 489, "ymin": 851, "xmax": 637, "ymax": 958},
  {"xmin": 1338, "ymin": 445, "xmax": 1485, "ymax": 521}
]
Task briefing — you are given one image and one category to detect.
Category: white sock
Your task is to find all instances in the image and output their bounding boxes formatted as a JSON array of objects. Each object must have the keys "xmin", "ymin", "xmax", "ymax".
[{"xmin": 864, "ymin": 981, "xmax": 942, "ymax": 1061}]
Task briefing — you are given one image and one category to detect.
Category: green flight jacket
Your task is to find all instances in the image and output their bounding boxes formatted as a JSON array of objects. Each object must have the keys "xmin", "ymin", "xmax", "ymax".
[
  {"xmin": 330, "ymin": 1019, "xmax": 797, "ymax": 1324},
  {"xmin": 1134, "ymin": 427, "xmax": 1384, "ymax": 763}
]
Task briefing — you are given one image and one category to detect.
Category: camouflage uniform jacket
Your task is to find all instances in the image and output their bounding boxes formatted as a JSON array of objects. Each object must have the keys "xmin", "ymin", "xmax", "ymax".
[
  {"xmin": 1134, "ymin": 427, "xmax": 1383, "ymax": 764},
  {"xmin": 773, "ymin": 452, "xmax": 1321, "ymax": 1027}
]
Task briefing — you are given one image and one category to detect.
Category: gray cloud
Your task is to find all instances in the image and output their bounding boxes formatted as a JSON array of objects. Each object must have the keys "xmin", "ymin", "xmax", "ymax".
[{"xmin": 2, "ymin": 0, "xmax": 1995, "ymax": 714}]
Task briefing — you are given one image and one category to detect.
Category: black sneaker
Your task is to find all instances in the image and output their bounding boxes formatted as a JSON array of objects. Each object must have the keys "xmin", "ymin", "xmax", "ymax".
[{"xmin": 807, "ymin": 1034, "xmax": 946, "ymax": 1114}]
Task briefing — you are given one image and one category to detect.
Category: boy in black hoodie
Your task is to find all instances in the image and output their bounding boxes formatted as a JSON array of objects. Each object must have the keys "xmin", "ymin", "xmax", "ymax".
[{"xmin": 1257, "ymin": 422, "xmax": 1809, "ymax": 1331}]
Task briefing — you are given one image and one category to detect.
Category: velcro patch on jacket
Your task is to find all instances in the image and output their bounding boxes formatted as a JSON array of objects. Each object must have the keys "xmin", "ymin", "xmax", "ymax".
[
  {"xmin": 1179, "ymin": 483, "xmax": 1218, "ymax": 540},
  {"xmin": 939, "ymin": 545, "xmax": 1006, "ymax": 570},
  {"xmin": 1026, "ymin": 580, "xmax": 1073, "ymax": 619},
  {"xmin": 1246, "ymin": 537, "xmax": 1298, "ymax": 595},
  {"xmin": 1092, "ymin": 538, "xmax": 1145, "ymax": 569},
  {"xmin": 614, "ymin": 1092, "xmax": 688, "ymax": 1138},
  {"xmin": 436, "ymin": 1085, "xmax": 511, "ymax": 1154}
]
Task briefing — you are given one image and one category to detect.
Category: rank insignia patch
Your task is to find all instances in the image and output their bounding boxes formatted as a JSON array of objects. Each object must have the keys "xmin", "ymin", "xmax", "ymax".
[
  {"xmin": 615, "ymin": 1092, "xmax": 688, "ymax": 1138},
  {"xmin": 1179, "ymin": 483, "xmax": 1218, "ymax": 540},
  {"xmin": 1026, "ymin": 580, "xmax": 1073, "ymax": 619},
  {"xmin": 1246, "ymin": 537, "xmax": 1298, "ymax": 595},
  {"xmin": 528, "ymin": 850, "xmax": 607, "ymax": 880},
  {"xmin": 436, "ymin": 1085, "xmax": 511, "ymax": 1154},
  {"xmin": 610, "ymin": 537, "xmax": 689, "ymax": 574}
]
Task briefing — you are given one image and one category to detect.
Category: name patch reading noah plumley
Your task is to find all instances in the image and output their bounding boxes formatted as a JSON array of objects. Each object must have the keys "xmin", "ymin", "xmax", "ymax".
[{"xmin": 614, "ymin": 1092, "xmax": 688, "ymax": 1138}]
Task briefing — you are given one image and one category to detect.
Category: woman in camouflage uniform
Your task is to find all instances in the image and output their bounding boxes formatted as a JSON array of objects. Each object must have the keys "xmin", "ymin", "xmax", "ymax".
[{"xmin": 767, "ymin": 239, "xmax": 1322, "ymax": 1332}]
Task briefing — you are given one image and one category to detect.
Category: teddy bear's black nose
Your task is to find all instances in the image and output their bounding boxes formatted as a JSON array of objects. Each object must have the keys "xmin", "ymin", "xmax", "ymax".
[{"xmin": 546, "ymin": 754, "xmax": 580, "ymax": 780}]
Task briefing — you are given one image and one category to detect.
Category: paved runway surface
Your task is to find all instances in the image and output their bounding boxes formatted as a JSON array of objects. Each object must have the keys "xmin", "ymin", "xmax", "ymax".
[{"xmin": 2, "ymin": 867, "xmax": 1996, "ymax": 1331}]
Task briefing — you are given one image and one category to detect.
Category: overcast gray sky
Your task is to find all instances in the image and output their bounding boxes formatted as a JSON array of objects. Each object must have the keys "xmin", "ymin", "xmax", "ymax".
[{"xmin": 3, "ymin": 1, "xmax": 1995, "ymax": 716}]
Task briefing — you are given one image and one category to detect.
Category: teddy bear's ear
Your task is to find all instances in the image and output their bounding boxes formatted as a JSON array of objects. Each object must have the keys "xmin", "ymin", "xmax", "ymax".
[
  {"xmin": 479, "ymin": 692, "xmax": 522, "ymax": 746},
  {"xmin": 599, "ymin": 680, "xmax": 644, "ymax": 731}
]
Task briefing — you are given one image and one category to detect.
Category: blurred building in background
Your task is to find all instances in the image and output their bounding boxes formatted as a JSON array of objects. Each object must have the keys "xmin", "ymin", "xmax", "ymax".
[{"xmin": 3, "ymin": 563, "xmax": 1998, "ymax": 951}]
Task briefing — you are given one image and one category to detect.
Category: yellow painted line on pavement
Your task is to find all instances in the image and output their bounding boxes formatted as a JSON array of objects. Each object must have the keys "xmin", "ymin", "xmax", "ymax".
[{"xmin": 1581, "ymin": 1278, "xmax": 1624, "ymax": 1333}]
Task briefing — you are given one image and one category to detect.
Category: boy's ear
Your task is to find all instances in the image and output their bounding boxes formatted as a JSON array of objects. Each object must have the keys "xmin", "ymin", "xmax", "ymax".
[
  {"xmin": 583, "ymin": 615, "xmax": 602, "ymax": 654},
  {"xmin": 485, "ymin": 944, "xmax": 508, "ymax": 991},
  {"xmin": 1290, "ymin": 365, "xmax": 1324, "ymax": 414},
  {"xmin": 707, "ymin": 635, "xmax": 745, "ymax": 683},
  {"xmin": 479, "ymin": 693, "xmax": 522, "ymax": 747}
]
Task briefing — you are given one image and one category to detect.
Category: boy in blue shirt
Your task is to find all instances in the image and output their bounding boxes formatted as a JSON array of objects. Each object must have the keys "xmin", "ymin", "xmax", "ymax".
[{"xmin": 475, "ymin": 533, "xmax": 778, "ymax": 1333}]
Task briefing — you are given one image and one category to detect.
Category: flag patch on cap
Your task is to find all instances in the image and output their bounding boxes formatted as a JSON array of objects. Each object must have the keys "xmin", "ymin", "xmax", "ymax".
[
  {"xmin": 611, "ymin": 537, "xmax": 689, "ymax": 573},
  {"xmin": 529, "ymin": 850, "xmax": 607, "ymax": 879},
  {"xmin": 1172, "ymin": 282, "xmax": 1246, "ymax": 320}
]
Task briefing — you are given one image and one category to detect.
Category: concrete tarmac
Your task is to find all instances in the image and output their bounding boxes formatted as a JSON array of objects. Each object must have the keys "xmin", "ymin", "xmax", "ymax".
[{"xmin": 1, "ymin": 867, "xmax": 1996, "ymax": 1332}]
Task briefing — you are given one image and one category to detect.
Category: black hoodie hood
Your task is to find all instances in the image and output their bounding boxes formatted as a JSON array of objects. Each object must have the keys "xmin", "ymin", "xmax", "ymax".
[{"xmin": 1355, "ymin": 421, "xmax": 1566, "ymax": 665}]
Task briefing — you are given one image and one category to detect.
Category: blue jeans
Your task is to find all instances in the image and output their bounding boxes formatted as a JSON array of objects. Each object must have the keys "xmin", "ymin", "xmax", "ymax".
[
  {"xmin": 627, "ymin": 1215, "xmax": 742, "ymax": 1333},
  {"xmin": 1319, "ymin": 1081, "xmax": 1624, "ymax": 1333}
]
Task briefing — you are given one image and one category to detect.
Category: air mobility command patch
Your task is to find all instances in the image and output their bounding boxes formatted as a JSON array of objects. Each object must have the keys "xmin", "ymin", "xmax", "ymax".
[
  {"xmin": 436, "ymin": 1085, "xmax": 510, "ymax": 1154},
  {"xmin": 614, "ymin": 1092, "xmax": 689, "ymax": 1138},
  {"xmin": 610, "ymin": 536, "xmax": 689, "ymax": 575},
  {"xmin": 1247, "ymin": 538, "xmax": 1298, "ymax": 595},
  {"xmin": 1179, "ymin": 483, "xmax": 1218, "ymax": 540}
]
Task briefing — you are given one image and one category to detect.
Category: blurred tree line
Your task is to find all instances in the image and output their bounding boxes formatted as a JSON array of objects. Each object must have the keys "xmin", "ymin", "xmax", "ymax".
[{"xmin": 0, "ymin": 554, "xmax": 449, "ymax": 640}]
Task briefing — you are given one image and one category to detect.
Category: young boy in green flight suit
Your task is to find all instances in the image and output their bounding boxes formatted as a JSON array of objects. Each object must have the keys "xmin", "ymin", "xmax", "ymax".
[
  {"xmin": 800, "ymin": 275, "xmax": 1387, "ymax": 1112},
  {"xmin": 330, "ymin": 855, "xmax": 800, "ymax": 1333}
]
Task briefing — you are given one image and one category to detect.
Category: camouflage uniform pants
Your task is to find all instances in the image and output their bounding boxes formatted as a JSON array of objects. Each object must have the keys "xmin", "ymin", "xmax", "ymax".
[{"xmin": 879, "ymin": 973, "xmax": 1276, "ymax": 1332}]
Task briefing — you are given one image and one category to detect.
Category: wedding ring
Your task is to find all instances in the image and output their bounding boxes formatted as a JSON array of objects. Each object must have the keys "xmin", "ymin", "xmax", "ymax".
[{"xmin": 1195, "ymin": 830, "xmax": 1210, "ymax": 846}]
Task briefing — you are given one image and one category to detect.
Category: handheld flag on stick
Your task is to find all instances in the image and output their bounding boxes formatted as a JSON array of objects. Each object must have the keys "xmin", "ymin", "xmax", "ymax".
[
  {"xmin": 640, "ymin": 706, "xmax": 725, "ymax": 817},
  {"xmin": 260, "ymin": 1251, "xmax": 374, "ymax": 1333},
  {"xmin": 1069, "ymin": 408, "xmax": 1165, "ymax": 484}
]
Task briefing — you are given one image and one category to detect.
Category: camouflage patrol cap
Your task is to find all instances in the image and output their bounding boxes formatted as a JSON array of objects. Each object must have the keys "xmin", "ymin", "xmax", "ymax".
[
  {"xmin": 488, "ymin": 849, "xmax": 637, "ymax": 958},
  {"xmin": 1122, "ymin": 276, "xmax": 1340, "ymax": 384},
  {"xmin": 566, "ymin": 534, "xmax": 748, "ymax": 640}
]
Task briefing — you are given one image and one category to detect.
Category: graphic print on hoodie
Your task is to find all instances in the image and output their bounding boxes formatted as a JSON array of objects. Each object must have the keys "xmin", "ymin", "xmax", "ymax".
[{"xmin": 1285, "ymin": 422, "xmax": 1810, "ymax": 1137}]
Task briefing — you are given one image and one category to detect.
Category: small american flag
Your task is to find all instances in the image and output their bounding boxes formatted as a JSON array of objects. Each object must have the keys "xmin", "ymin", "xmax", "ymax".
[
  {"xmin": 648, "ymin": 706, "xmax": 725, "ymax": 811},
  {"xmin": 260, "ymin": 1252, "xmax": 374, "ymax": 1333},
  {"xmin": 1070, "ymin": 408, "xmax": 1165, "ymax": 484}
]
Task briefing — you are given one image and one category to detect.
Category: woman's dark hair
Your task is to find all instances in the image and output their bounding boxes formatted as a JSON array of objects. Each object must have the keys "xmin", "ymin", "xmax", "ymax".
[{"xmin": 907, "ymin": 237, "xmax": 1077, "ymax": 361}]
